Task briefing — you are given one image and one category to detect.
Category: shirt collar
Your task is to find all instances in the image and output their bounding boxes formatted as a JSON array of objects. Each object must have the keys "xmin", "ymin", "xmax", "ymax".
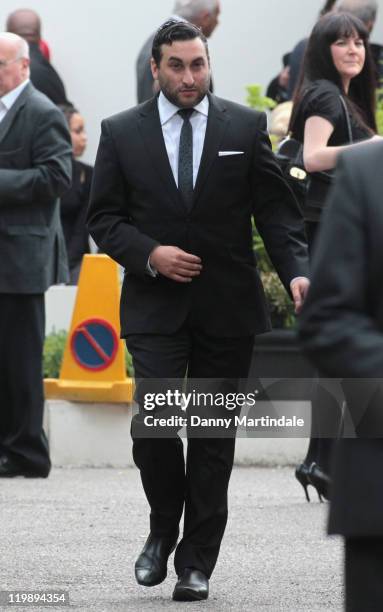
[
  {"xmin": 158, "ymin": 91, "xmax": 209, "ymax": 126},
  {"xmin": 1, "ymin": 79, "xmax": 30, "ymax": 111}
]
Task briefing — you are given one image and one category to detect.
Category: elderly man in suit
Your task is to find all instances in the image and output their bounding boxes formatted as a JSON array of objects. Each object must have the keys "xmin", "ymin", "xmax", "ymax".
[
  {"xmin": 0, "ymin": 32, "xmax": 72, "ymax": 478},
  {"xmin": 88, "ymin": 20, "xmax": 309, "ymax": 601},
  {"xmin": 136, "ymin": 0, "xmax": 220, "ymax": 103},
  {"xmin": 6, "ymin": 9, "xmax": 70, "ymax": 105},
  {"xmin": 299, "ymin": 141, "xmax": 383, "ymax": 611}
]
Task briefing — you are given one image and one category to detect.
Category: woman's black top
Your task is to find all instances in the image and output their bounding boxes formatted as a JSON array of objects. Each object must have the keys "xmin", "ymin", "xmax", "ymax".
[
  {"xmin": 291, "ymin": 79, "xmax": 370, "ymax": 221},
  {"xmin": 60, "ymin": 159, "xmax": 93, "ymax": 277}
]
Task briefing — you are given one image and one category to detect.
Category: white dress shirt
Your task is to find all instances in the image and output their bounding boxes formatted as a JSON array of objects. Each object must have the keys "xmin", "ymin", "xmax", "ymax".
[
  {"xmin": 146, "ymin": 92, "xmax": 209, "ymax": 276},
  {"xmin": 0, "ymin": 79, "xmax": 30, "ymax": 123},
  {"xmin": 158, "ymin": 91, "xmax": 209, "ymax": 187}
]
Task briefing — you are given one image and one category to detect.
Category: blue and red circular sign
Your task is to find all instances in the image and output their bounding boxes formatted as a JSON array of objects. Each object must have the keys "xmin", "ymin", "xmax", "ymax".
[{"xmin": 71, "ymin": 318, "xmax": 119, "ymax": 372}]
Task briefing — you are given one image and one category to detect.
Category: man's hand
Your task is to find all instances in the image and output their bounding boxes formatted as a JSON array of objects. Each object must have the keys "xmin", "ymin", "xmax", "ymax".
[
  {"xmin": 290, "ymin": 277, "xmax": 310, "ymax": 314},
  {"xmin": 149, "ymin": 246, "xmax": 202, "ymax": 283}
]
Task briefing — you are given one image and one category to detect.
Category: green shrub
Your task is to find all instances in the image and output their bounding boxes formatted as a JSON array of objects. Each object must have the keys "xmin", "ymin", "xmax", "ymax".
[
  {"xmin": 125, "ymin": 346, "xmax": 134, "ymax": 377},
  {"xmin": 246, "ymin": 84, "xmax": 276, "ymax": 113},
  {"xmin": 376, "ymin": 89, "xmax": 383, "ymax": 135},
  {"xmin": 43, "ymin": 329, "xmax": 67, "ymax": 378},
  {"xmin": 253, "ymin": 226, "xmax": 295, "ymax": 328}
]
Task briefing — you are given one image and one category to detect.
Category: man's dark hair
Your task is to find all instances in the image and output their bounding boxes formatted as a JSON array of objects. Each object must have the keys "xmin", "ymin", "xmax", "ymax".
[
  {"xmin": 151, "ymin": 19, "xmax": 209, "ymax": 66},
  {"xmin": 290, "ymin": 12, "xmax": 377, "ymax": 133}
]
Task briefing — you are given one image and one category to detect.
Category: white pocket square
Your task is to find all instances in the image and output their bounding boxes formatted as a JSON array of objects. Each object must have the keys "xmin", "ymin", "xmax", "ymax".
[{"xmin": 218, "ymin": 151, "xmax": 244, "ymax": 157}]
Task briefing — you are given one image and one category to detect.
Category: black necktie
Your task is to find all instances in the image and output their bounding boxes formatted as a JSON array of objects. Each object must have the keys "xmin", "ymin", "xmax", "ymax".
[{"xmin": 178, "ymin": 108, "xmax": 194, "ymax": 210}]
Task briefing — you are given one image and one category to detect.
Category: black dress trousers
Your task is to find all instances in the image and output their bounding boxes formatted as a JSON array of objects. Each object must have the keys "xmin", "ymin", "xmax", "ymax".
[
  {"xmin": 126, "ymin": 324, "xmax": 254, "ymax": 578},
  {"xmin": 0, "ymin": 294, "xmax": 50, "ymax": 474}
]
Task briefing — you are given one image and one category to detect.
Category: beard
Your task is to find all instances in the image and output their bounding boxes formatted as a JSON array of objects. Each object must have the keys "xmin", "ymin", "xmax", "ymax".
[{"xmin": 159, "ymin": 76, "xmax": 210, "ymax": 108}]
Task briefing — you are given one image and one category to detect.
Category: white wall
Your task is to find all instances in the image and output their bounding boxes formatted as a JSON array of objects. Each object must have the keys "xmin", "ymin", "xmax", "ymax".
[{"xmin": 1, "ymin": 0, "xmax": 383, "ymax": 164}]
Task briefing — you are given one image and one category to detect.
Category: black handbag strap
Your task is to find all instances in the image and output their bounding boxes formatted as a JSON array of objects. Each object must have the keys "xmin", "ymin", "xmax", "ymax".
[{"xmin": 339, "ymin": 95, "xmax": 353, "ymax": 144}]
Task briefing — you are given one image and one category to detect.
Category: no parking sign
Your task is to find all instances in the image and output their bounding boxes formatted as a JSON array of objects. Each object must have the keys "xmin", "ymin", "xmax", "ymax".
[
  {"xmin": 44, "ymin": 254, "xmax": 133, "ymax": 402},
  {"xmin": 71, "ymin": 318, "xmax": 119, "ymax": 371}
]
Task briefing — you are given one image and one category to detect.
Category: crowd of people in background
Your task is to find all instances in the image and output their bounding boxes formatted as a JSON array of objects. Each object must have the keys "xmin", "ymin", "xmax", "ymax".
[
  {"xmin": 4, "ymin": 1, "xmax": 383, "ymax": 285},
  {"xmin": 2, "ymin": 0, "xmax": 383, "ymax": 608}
]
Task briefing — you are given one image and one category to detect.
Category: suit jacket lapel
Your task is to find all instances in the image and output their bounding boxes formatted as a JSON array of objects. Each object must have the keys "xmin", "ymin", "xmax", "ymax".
[
  {"xmin": 0, "ymin": 82, "xmax": 32, "ymax": 146},
  {"xmin": 137, "ymin": 96, "xmax": 186, "ymax": 212},
  {"xmin": 193, "ymin": 94, "xmax": 229, "ymax": 204}
]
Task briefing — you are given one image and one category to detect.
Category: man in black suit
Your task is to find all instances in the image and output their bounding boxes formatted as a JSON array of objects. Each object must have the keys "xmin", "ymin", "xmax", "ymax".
[
  {"xmin": 6, "ymin": 9, "xmax": 70, "ymax": 105},
  {"xmin": 88, "ymin": 21, "xmax": 309, "ymax": 601},
  {"xmin": 299, "ymin": 141, "xmax": 383, "ymax": 611},
  {"xmin": 136, "ymin": 0, "xmax": 220, "ymax": 103},
  {"xmin": 0, "ymin": 32, "xmax": 72, "ymax": 478}
]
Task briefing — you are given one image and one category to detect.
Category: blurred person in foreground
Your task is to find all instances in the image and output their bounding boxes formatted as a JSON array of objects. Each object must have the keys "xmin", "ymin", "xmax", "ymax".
[
  {"xmin": 0, "ymin": 32, "xmax": 71, "ymax": 478},
  {"xmin": 289, "ymin": 12, "xmax": 380, "ymax": 501},
  {"xmin": 59, "ymin": 104, "xmax": 92, "ymax": 284},
  {"xmin": 6, "ymin": 8, "xmax": 70, "ymax": 105},
  {"xmin": 88, "ymin": 20, "xmax": 309, "ymax": 601},
  {"xmin": 136, "ymin": 0, "xmax": 220, "ymax": 103},
  {"xmin": 299, "ymin": 139, "xmax": 383, "ymax": 612}
]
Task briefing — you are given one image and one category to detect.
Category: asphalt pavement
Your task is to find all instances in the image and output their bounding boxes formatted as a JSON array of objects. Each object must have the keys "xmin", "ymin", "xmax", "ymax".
[{"xmin": 0, "ymin": 467, "xmax": 343, "ymax": 611}]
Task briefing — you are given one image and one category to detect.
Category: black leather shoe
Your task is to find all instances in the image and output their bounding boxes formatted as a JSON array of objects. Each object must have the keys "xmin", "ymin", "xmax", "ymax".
[
  {"xmin": 135, "ymin": 531, "xmax": 178, "ymax": 587},
  {"xmin": 0, "ymin": 455, "xmax": 49, "ymax": 478},
  {"xmin": 172, "ymin": 568, "xmax": 209, "ymax": 601}
]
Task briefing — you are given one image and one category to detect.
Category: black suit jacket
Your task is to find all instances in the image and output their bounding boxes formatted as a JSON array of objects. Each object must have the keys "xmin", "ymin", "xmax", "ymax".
[
  {"xmin": 0, "ymin": 83, "xmax": 72, "ymax": 293},
  {"xmin": 299, "ymin": 142, "xmax": 383, "ymax": 536},
  {"xmin": 88, "ymin": 93, "xmax": 308, "ymax": 338}
]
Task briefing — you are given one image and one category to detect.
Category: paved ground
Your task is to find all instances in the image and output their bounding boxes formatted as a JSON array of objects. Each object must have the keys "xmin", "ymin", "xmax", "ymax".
[{"xmin": 0, "ymin": 467, "xmax": 342, "ymax": 611}]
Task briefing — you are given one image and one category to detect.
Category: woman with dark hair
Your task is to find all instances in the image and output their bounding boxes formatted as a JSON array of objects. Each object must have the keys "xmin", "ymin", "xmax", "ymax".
[
  {"xmin": 59, "ymin": 104, "xmax": 93, "ymax": 284},
  {"xmin": 289, "ymin": 12, "xmax": 381, "ymax": 501},
  {"xmin": 287, "ymin": 0, "xmax": 338, "ymax": 98}
]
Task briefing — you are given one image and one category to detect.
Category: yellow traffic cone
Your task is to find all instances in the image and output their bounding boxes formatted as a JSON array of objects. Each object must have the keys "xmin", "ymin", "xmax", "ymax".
[{"xmin": 44, "ymin": 254, "xmax": 133, "ymax": 402}]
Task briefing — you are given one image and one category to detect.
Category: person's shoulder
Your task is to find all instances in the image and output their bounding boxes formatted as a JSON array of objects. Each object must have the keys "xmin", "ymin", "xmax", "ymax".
[
  {"xmin": 305, "ymin": 79, "xmax": 340, "ymax": 98},
  {"xmin": 334, "ymin": 141, "xmax": 383, "ymax": 214},
  {"xmin": 210, "ymin": 94, "xmax": 266, "ymax": 125},
  {"xmin": 104, "ymin": 98, "xmax": 155, "ymax": 127},
  {"xmin": 333, "ymin": 141, "xmax": 383, "ymax": 205},
  {"xmin": 102, "ymin": 99, "xmax": 158, "ymax": 136},
  {"xmin": 341, "ymin": 138, "xmax": 383, "ymax": 172},
  {"xmin": 300, "ymin": 79, "xmax": 342, "ymax": 117},
  {"xmin": 27, "ymin": 84, "xmax": 64, "ymax": 115}
]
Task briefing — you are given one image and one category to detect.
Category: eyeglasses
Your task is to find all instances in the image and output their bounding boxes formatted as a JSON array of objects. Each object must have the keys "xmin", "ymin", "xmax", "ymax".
[{"xmin": 0, "ymin": 57, "xmax": 23, "ymax": 70}]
